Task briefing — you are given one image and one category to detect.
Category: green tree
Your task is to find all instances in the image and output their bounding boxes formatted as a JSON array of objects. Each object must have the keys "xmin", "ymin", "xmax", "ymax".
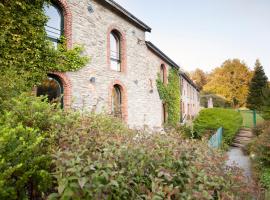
[
  {"xmin": 246, "ymin": 59, "xmax": 269, "ymax": 111},
  {"xmin": 0, "ymin": 0, "xmax": 88, "ymax": 109},
  {"xmin": 204, "ymin": 59, "xmax": 252, "ymax": 108},
  {"xmin": 190, "ymin": 68, "xmax": 208, "ymax": 90},
  {"xmin": 262, "ymin": 87, "xmax": 270, "ymax": 120}
]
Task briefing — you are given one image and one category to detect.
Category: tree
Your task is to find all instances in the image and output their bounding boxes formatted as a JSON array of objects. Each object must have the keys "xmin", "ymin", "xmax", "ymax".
[
  {"xmin": 246, "ymin": 59, "xmax": 269, "ymax": 111},
  {"xmin": 204, "ymin": 59, "xmax": 252, "ymax": 108},
  {"xmin": 262, "ymin": 87, "xmax": 270, "ymax": 120},
  {"xmin": 190, "ymin": 68, "xmax": 208, "ymax": 90},
  {"xmin": 0, "ymin": 0, "xmax": 88, "ymax": 110}
]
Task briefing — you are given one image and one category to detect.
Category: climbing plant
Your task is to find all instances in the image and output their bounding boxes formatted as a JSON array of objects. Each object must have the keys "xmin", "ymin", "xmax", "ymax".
[
  {"xmin": 157, "ymin": 68, "xmax": 181, "ymax": 126},
  {"xmin": 0, "ymin": 0, "xmax": 89, "ymax": 109}
]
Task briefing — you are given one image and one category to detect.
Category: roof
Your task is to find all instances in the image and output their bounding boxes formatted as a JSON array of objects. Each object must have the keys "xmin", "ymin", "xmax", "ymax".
[
  {"xmin": 145, "ymin": 41, "xmax": 200, "ymax": 91},
  {"xmin": 101, "ymin": 0, "xmax": 151, "ymax": 32},
  {"xmin": 180, "ymin": 72, "xmax": 200, "ymax": 92},
  {"xmin": 146, "ymin": 41, "xmax": 180, "ymax": 69},
  {"xmin": 146, "ymin": 41, "xmax": 200, "ymax": 91}
]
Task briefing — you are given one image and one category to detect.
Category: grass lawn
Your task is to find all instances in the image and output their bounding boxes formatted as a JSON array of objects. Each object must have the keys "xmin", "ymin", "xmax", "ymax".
[{"xmin": 240, "ymin": 110, "xmax": 264, "ymax": 128}]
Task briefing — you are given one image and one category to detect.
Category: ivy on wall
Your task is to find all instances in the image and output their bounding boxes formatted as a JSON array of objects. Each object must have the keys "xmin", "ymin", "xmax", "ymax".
[
  {"xmin": 0, "ymin": 0, "xmax": 89, "ymax": 109},
  {"xmin": 157, "ymin": 68, "xmax": 181, "ymax": 126}
]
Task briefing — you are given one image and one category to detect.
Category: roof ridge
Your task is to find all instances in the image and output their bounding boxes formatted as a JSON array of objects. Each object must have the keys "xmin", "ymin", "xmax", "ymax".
[{"xmin": 102, "ymin": 0, "xmax": 151, "ymax": 32}]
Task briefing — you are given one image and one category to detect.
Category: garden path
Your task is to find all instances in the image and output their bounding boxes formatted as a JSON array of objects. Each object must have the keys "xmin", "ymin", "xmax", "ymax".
[{"xmin": 226, "ymin": 128, "xmax": 254, "ymax": 179}]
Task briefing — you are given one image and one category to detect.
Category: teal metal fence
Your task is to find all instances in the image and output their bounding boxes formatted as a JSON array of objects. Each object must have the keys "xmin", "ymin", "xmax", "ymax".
[
  {"xmin": 208, "ymin": 127, "xmax": 223, "ymax": 148},
  {"xmin": 238, "ymin": 109, "xmax": 264, "ymax": 128}
]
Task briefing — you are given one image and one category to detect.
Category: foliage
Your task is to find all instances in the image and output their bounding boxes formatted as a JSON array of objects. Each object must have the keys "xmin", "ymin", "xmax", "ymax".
[
  {"xmin": 156, "ymin": 68, "xmax": 180, "ymax": 126},
  {"xmin": 200, "ymin": 92, "xmax": 231, "ymax": 108},
  {"xmin": 204, "ymin": 59, "xmax": 252, "ymax": 108},
  {"xmin": 262, "ymin": 87, "xmax": 270, "ymax": 120},
  {"xmin": 261, "ymin": 169, "xmax": 270, "ymax": 189},
  {"xmin": 48, "ymin": 114, "xmax": 254, "ymax": 200},
  {"xmin": 0, "ymin": 93, "xmax": 71, "ymax": 200},
  {"xmin": 249, "ymin": 121, "xmax": 270, "ymax": 191},
  {"xmin": 246, "ymin": 59, "xmax": 269, "ymax": 111},
  {"xmin": 190, "ymin": 68, "xmax": 208, "ymax": 90},
  {"xmin": 193, "ymin": 108, "xmax": 243, "ymax": 145},
  {"xmin": 0, "ymin": 0, "xmax": 89, "ymax": 109}
]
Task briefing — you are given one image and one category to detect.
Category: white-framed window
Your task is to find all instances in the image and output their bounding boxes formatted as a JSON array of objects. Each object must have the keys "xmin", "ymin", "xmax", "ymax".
[
  {"xmin": 110, "ymin": 31, "xmax": 121, "ymax": 71},
  {"xmin": 44, "ymin": 3, "xmax": 63, "ymax": 48}
]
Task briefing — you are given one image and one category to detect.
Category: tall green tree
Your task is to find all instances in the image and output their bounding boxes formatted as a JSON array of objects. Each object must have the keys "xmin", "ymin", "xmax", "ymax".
[
  {"xmin": 246, "ymin": 59, "xmax": 268, "ymax": 111},
  {"xmin": 0, "ymin": 0, "xmax": 88, "ymax": 109},
  {"xmin": 204, "ymin": 59, "xmax": 252, "ymax": 108},
  {"xmin": 262, "ymin": 87, "xmax": 270, "ymax": 120}
]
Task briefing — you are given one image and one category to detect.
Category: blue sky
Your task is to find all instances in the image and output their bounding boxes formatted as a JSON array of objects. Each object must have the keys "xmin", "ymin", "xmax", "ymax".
[{"xmin": 115, "ymin": 0, "xmax": 270, "ymax": 78}]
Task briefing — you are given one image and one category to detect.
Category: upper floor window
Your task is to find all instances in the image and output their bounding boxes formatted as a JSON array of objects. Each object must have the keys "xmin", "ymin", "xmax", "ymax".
[
  {"xmin": 160, "ymin": 64, "xmax": 166, "ymax": 83},
  {"xmin": 110, "ymin": 31, "xmax": 121, "ymax": 71},
  {"xmin": 44, "ymin": 3, "xmax": 63, "ymax": 47}
]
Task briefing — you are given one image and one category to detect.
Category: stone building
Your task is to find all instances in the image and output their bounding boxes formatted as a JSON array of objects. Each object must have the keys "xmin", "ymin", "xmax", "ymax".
[
  {"xmin": 180, "ymin": 73, "xmax": 201, "ymax": 123},
  {"xmin": 39, "ymin": 0, "xmax": 200, "ymax": 130}
]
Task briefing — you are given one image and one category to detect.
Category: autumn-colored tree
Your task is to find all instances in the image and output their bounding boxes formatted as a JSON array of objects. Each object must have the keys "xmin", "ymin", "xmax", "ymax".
[
  {"xmin": 204, "ymin": 59, "xmax": 252, "ymax": 108},
  {"xmin": 190, "ymin": 68, "xmax": 208, "ymax": 90},
  {"xmin": 246, "ymin": 60, "xmax": 268, "ymax": 111}
]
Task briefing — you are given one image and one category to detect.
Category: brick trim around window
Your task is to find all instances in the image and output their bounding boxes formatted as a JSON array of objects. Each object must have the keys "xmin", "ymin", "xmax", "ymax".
[
  {"xmin": 56, "ymin": 0, "xmax": 72, "ymax": 48},
  {"xmin": 160, "ymin": 63, "xmax": 168, "ymax": 85},
  {"xmin": 50, "ymin": 0, "xmax": 72, "ymax": 109},
  {"xmin": 108, "ymin": 80, "xmax": 128, "ymax": 123},
  {"xmin": 107, "ymin": 25, "xmax": 127, "ymax": 73},
  {"xmin": 51, "ymin": 72, "xmax": 72, "ymax": 109}
]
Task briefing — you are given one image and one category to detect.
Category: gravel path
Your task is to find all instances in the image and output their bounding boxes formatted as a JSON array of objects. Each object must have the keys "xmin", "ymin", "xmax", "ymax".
[{"xmin": 226, "ymin": 147, "xmax": 252, "ymax": 178}]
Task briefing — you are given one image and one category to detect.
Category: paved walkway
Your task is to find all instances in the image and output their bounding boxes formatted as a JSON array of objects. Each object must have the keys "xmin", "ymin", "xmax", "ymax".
[
  {"xmin": 226, "ymin": 147, "xmax": 252, "ymax": 178},
  {"xmin": 226, "ymin": 128, "xmax": 254, "ymax": 179}
]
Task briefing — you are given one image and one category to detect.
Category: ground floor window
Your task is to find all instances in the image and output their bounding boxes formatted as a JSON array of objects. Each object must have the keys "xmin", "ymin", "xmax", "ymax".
[
  {"xmin": 112, "ymin": 85, "xmax": 122, "ymax": 118},
  {"xmin": 162, "ymin": 103, "xmax": 167, "ymax": 124},
  {"xmin": 37, "ymin": 74, "xmax": 64, "ymax": 108}
]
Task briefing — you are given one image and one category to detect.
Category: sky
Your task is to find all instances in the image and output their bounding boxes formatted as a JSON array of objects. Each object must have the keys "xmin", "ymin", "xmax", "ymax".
[{"xmin": 115, "ymin": 0, "xmax": 270, "ymax": 78}]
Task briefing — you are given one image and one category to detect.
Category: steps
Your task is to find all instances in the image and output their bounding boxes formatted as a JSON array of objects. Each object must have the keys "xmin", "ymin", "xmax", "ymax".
[{"xmin": 231, "ymin": 128, "xmax": 254, "ymax": 148}]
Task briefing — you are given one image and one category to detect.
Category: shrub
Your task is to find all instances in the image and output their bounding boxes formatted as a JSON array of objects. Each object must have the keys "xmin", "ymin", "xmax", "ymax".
[
  {"xmin": 0, "ymin": 93, "xmax": 69, "ymax": 199},
  {"xmin": 48, "ymin": 114, "xmax": 254, "ymax": 200},
  {"xmin": 249, "ymin": 122, "xmax": 270, "ymax": 190},
  {"xmin": 261, "ymin": 169, "xmax": 270, "ymax": 189},
  {"xmin": 193, "ymin": 108, "xmax": 243, "ymax": 145}
]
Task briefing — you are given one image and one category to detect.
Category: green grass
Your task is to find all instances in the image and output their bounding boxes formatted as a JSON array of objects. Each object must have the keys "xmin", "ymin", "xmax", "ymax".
[{"xmin": 239, "ymin": 110, "xmax": 264, "ymax": 128}]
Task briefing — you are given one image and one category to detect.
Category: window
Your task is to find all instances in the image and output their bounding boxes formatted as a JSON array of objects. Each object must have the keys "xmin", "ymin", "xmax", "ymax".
[
  {"xmin": 162, "ymin": 103, "xmax": 167, "ymax": 124},
  {"xmin": 160, "ymin": 64, "xmax": 167, "ymax": 84},
  {"xmin": 112, "ymin": 85, "xmax": 122, "ymax": 118},
  {"xmin": 37, "ymin": 75, "xmax": 64, "ymax": 108},
  {"xmin": 110, "ymin": 31, "xmax": 121, "ymax": 71},
  {"xmin": 44, "ymin": 3, "xmax": 63, "ymax": 47}
]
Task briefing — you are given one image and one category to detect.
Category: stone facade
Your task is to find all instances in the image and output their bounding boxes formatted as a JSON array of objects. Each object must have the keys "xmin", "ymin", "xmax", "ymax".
[
  {"xmin": 50, "ymin": 0, "xmax": 199, "ymax": 129},
  {"xmin": 180, "ymin": 74, "xmax": 200, "ymax": 122}
]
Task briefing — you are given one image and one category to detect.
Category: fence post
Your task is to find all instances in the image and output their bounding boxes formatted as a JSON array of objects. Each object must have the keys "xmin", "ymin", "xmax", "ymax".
[{"xmin": 253, "ymin": 110, "xmax": 257, "ymax": 127}]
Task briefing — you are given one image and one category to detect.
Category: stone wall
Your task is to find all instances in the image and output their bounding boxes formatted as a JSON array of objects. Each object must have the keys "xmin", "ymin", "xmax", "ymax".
[
  {"xmin": 181, "ymin": 76, "xmax": 200, "ymax": 121},
  {"xmin": 63, "ymin": 0, "xmax": 168, "ymax": 130}
]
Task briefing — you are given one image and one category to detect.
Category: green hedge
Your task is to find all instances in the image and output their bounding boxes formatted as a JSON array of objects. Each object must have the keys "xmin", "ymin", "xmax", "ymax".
[{"xmin": 193, "ymin": 108, "xmax": 243, "ymax": 145}]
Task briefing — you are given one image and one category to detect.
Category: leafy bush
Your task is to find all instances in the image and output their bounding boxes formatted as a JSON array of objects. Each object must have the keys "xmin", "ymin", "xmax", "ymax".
[
  {"xmin": 261, "ymin": 169, "xmax": 270, "ymax": 189},
  {"xmin": 249, "ymin": 122, "xmax": 270, "ymax": 190},
  {"xmin": 193, "ymin": 108, "xmax": 243, "ymax": 145},
  {"xmin": 0, "ymin": 93, "xmax": 70, "ymax": 199},
  {"xmin": 48, "ymin": 114, "xmax": 254, "ymax": 200}
]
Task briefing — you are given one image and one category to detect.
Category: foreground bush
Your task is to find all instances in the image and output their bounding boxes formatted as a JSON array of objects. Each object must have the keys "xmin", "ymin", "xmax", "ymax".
[
  {"xmin": 0, "ymin": 94, "xmax": 255, "ymax": 199},
  {"xmin": 48, "ymin": 114, "xmax": 254, "ymax": 200},
  {"xmin": 193, "ymin": 108, "xmax": 243, "ymax": 145},
  {"xmin": 0, "ymin": 94, "xmax": 71, "ymax": 199},
  {"xmin": 249, "ymin": 121, "xmax": 270, "ymax": 190}
]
